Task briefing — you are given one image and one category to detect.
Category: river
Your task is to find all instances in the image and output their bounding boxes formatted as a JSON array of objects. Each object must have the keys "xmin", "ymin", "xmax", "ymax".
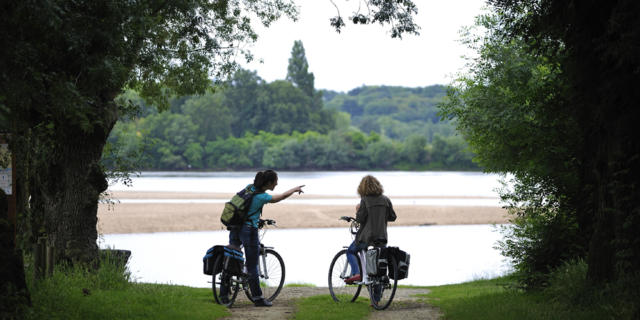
[{"xmin": 101, "ymin": 171, "xmax": 513, "ymax": 288}]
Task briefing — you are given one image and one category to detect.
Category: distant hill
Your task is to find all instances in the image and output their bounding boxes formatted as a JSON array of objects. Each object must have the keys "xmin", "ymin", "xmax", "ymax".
[{"xmin": 323, "ymin": 85, "xmax": 455, "ymax": 142}]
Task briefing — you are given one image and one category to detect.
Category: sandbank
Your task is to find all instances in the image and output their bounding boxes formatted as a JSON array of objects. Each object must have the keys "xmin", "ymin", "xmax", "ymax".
[{"xmin": 97, "ymin": 191, "xmax": 510, "ymax": 234}]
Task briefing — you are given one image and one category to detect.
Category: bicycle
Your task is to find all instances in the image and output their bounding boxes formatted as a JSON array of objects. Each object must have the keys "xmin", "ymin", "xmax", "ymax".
[
  {"xmin": 328, "ymin": 216, "xmax": 398, "ymax": 310},
  {"xmin": 211, "ymin": 218, "xmax": 285, "ymax": 307}
]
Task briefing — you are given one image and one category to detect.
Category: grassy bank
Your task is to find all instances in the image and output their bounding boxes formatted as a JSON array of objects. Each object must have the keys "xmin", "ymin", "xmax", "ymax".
[
  {"xmin": 29, "ymin": 282, "xmax": 228, "ymax": 320},
  {"xmin": 25, "ymin": 255, "xmax": 229, "ymax": 320},
  {"xmin": 423, "ymin": 278, "xmax": 591, "ymax": 320},
  {"xmin": 422, "ymin": 270, "xmax": 636, "ymax": 319}
]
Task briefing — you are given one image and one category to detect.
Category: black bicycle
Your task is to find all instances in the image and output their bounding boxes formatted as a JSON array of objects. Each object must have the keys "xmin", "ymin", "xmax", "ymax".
[
  {"xmin": 328, "ymin": 216, "xmax": 398, "ymax": 310},
  {"xmin": 211, "ymin": 219, "xmax": 285, "ymax": 307}
]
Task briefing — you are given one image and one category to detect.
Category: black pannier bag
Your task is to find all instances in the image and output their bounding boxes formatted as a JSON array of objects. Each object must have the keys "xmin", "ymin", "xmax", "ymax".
[
  {"xmin": 223, "ymin": 246, "xmax": 245, "ymax": 276},
  {"xmin": 386, "ymin": 247, "xmax": 410, "ymax": 280},
  {"xmin": 365, "ymin": 247, "xmax": 388, "ymax": 277},
  {"xmin": 203, "ymin": 245, "xmax": 225, "ymax": 275}
]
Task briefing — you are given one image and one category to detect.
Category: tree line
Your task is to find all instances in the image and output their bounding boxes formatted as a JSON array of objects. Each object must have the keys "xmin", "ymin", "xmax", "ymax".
[
  {"xmin": 107, "ymin": 115, "xmax": 474, "ymax": 171},
  {"xmin": 104, "ymin": 42, "xmax": 476, "ymax": 171}
]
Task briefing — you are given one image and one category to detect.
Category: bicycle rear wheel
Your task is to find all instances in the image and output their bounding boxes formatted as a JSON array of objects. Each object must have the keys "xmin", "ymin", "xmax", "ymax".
[
  {"xmin": 212, "ymin": 255, "xmax": 240, "ymax": 307},
  {"xmin": 244, "ymin": 248, "xmax": 285, "ymax": 302},
  {"xmin": 328, "ymin": 249, "xmax": 362, "ymax": 302},
  {"xmin": 369, "ymin": 254, "xmax": 398, "ymax": 310}
]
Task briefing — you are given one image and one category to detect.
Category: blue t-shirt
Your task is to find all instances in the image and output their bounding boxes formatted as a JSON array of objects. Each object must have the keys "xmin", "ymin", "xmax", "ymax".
[{"xmin": 245, "ymin": 185, "xmax": 273, "ymax": 228}]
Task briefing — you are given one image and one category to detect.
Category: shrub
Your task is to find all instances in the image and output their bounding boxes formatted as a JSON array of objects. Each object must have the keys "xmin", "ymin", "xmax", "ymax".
[{"xmin": 496, "ymin": 176, "xmax": 586, "ymax": 289}]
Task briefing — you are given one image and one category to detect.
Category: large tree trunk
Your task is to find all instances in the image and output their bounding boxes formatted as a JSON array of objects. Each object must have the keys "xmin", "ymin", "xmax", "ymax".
[
  {"xmin": 578, "ymin": 55, "xmax": 640, "ymax": 284},
  {"xmin": 35, "ymin": 101, "xmax": 118, "ymax": 265},
  {"xmin": 585, "ymin": 126, "xmax": 615, "ymax": 283},
  {"xmin": 567, "ymin": 1, "xmax": 638, "ymax": 284}
]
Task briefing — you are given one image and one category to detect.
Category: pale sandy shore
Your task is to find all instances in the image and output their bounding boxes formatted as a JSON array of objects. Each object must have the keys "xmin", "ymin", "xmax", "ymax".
[{"xmin": 98, "ymin": 191, "xmax": 510, "ymax": 234}]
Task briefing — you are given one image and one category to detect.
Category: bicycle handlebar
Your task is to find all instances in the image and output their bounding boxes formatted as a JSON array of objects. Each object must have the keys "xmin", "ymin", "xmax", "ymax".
[
  {"xmin": 339, "ymin": 216, "xmax": 359, "ymax": 235},
  {"xmin": 258, "ymin": 219, "xmax": 276, "ymax": 228}
]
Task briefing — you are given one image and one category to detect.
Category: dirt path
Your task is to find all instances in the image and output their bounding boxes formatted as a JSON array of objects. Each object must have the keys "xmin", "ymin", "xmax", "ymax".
[
  {"xmin": 220, "ymin": 287, "xmax": 441, "ymax": 320},
  {"xmin": 367, "ymin": 288, "xmax": 441, "ymax": 320}
]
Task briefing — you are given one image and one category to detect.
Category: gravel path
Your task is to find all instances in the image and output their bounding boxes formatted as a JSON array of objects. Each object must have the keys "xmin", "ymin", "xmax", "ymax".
[{"xmin": 220, "ymin": 287, "xmax": 441, "ymax": 319}]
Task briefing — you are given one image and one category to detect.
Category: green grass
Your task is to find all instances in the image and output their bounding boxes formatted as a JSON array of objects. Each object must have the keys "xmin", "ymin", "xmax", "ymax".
[
  {"xmin": 398, "ymin": 284, "xmax": 429, "ymax": 289},
  {"xmin": 25, "ymin": 257, "xmax": 229, "ymax": 320},
  {"xmin": 293, "ymin": 295, "xmax": 370, "ymax": 320},
  {"xmin": 285, "ymin": 283, "xmax": 317, "ymax": 287},
  {"xmin": 29, "ymin": 283, "xmax": 229, "ymax": 320},
  {"xmin": 420, "ymin": 277, "xmax": 616, "ymax": 320},
  {"xmin": 27, "ymin": 254, "xmax": 636, "ymax": 320}
]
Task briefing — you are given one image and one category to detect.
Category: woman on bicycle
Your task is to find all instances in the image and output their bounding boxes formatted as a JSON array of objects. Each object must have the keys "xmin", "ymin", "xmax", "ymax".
[
  {"xmin": 344, "ymin": 175, "xmax": 397, "ymax": 284},
  {"xmin": 223, "ymin": 169, "xmax": 304, "ymax": 307}
]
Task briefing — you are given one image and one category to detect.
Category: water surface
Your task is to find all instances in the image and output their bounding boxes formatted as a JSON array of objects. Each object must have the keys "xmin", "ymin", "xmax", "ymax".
[
  {"xmin": 100, "ymin": 225, "xmax": 512, "ymax": 288},
  {"xmin": 109, "ymin": 171, "xmax": 505, "ymax": 198}
]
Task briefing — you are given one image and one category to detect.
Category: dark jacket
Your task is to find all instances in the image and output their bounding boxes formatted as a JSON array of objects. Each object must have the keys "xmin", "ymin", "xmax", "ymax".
[{"xmin": 355, "ymin": 195, "xmax": 397, "ymax": 246}]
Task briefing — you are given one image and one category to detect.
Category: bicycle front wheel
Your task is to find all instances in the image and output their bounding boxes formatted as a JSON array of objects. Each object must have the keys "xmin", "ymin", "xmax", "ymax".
[
  {"xmin": 328, "ymin": 249, "xmax": 362, "ymax": 302},
  {"xmin": 212, "ymin": 254, "xmax": 240, "ymax": 307},
  {"xmin": 244, "ymin": 249, "xmax": 285, "ymax": 302},
  {"xmin": 369, "ymin": 254, "xmax": 398, "ymax": 310}
]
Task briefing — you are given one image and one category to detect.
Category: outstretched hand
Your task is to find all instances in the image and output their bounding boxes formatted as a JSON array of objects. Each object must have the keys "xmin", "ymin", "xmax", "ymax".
[{"xmin": 271, "ymin": 185, "xmax": 306, "ymax": 203}]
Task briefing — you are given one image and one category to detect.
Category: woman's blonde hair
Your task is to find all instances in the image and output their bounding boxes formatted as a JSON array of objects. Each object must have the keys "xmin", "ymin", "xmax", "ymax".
[{"xmin": 357, "ymin": 175, "xmax": 383, "ymax": 197}]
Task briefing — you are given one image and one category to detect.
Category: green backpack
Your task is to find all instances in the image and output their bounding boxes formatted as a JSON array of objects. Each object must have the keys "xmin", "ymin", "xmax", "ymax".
[{"xmin": 220, "ymin": 185, "xmax": 260, "ymax": 228}]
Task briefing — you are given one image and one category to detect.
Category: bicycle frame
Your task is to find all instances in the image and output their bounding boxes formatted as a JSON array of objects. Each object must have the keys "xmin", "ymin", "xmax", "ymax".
[
  {"xmin": 340, "ymin": 247, "xmax": 351, "ymax": 279},
  {"xmin": 258, "ymin": 244, "xmax": 273, "ymax": 279},
  {"xmin": 226, "ymin": 244, "xmax": 272, "ymax": 284},
  {"xmin": 339, "ymin": 248, "xmax": 374, "ymax": 285},
  {"xmin": 338, "ymin": 216, "xmax": 372, "ymax": 285}
]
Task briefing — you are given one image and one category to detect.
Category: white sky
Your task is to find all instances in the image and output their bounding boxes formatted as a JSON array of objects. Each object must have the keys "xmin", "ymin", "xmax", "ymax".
[{"xmin": 241, "ymin": 0, "xmax": 487, "ymax": 92}]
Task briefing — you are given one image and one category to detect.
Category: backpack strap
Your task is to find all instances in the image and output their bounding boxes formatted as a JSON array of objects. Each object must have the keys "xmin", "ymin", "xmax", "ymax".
[{"xmin": 242, "ymin": 185, "xmax": 266, "ymax": 221}]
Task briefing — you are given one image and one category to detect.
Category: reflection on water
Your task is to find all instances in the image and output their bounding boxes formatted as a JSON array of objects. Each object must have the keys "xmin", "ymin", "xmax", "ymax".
[{"xmin": 99, "ymin": 225, "xmax": 512, "ymax": 288}]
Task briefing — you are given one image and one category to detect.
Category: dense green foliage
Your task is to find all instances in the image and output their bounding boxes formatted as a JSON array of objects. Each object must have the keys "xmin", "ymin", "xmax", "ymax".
[
  {"xmin": 440, "ymin": 1, "xmax": 640, "ymax": 311},
  {"xmin": 441, "ymin": 14, "xmax": 585, "ymax": 288},
  {"xmin": 423, "ymin": 262, "xmax": 638, "ymax": 320},
  {"xmin": 105, "ymin": 81, "xmax": 476, "ymax": 171}
]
